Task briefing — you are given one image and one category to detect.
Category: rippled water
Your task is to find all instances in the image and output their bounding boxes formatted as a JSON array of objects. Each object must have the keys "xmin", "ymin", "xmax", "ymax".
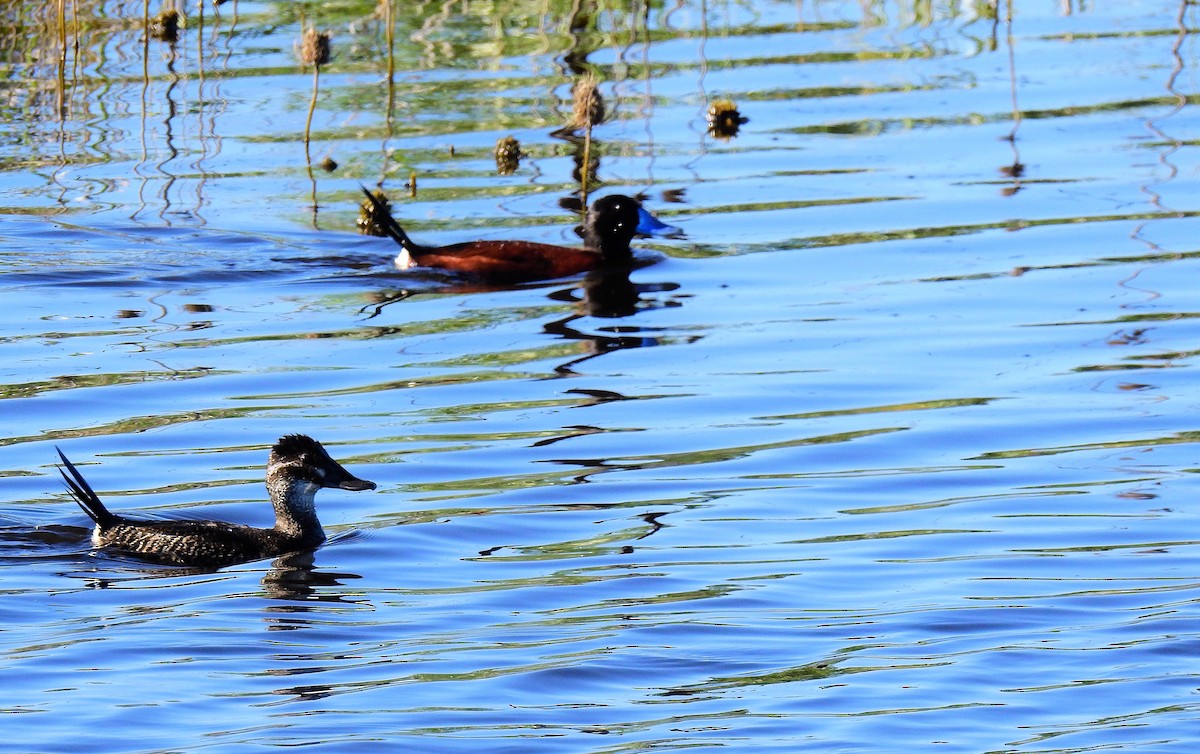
[{"xmin": 3, "ymin": 0, "xmax": 1200, "ymax": 750}]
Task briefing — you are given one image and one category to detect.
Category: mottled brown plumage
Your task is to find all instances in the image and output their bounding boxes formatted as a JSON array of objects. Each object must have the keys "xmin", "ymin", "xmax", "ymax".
[{"xmin": 58, "ymin": 435, "xmax": 376, "ymax": 568}]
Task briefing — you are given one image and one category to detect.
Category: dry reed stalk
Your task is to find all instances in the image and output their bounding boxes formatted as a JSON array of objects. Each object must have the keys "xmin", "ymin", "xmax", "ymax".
[
  {"xmin": 570, "ymin": 72, "xmax": 603, "ymax": 207},
  {"xmin": 298, "ymin": 27, "xmax": 331, "ymax": 166}
]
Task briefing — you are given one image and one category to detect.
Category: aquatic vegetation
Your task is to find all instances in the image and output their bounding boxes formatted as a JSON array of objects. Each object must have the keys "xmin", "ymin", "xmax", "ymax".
[
  {"xmin": 149, "ymin": 9, "xmax": 180, "ymax": 43},
  {"xmin": 568, "ymin": 72, "xmax": 605, "ymax": 132},
  {"xmin": 357, "ymin": 188, "xmax": 394, "ymax": 237},
  {"xmin": 494, "ymin": 135, "xmax": 521, "ymax": 175},
  {"xmin": 707, "ymin": 99, "xmax": 748, "ymax": 139},
  {"xmin": 568, "ymin": 72, "xmax": 605, "ymax": 206},
  {"xmin": 298, "ymin": 27, "xmax": 332, "ymax": 167},
  {"xmin": 3, "ymin": 3, "xmax": 1200, "ymax": 754},
  {"xmin": 297, "ymin": 26, "xmax": 332, "ymax": 68}
]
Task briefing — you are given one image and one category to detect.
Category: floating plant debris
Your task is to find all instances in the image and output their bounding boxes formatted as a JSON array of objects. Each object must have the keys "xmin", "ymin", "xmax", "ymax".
[
  {"xmin": 999, "ymin": 161, "xmax": 1025, "ymax": 178},
  {"xmin": 495, "ymin": 136, "xmax": 521, "ymax": 175},
  {"xmin": 319, "ymin": 156, "xmax": 338, "ymax": 172},
  {"xmin": 149, "ymin": 10, "xmax": 181, "ymax": 42},
  {"xmin": 707, "ymin": 99, "xmax": 748, "ymax": 139}
]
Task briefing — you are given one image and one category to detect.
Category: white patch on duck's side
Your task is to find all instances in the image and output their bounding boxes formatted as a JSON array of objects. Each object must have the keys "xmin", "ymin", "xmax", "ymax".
[{"xmin": 394, "ymin": 249, "xmax": 416, "ymax": 270}]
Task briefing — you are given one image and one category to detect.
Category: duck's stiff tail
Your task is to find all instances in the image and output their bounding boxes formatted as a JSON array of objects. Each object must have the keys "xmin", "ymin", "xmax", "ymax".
[
  {"xmin": 360, "ymin": 186, "xmax": 423, "ymax": 255},
  {"xmin": 56, "ymin": 448, "xmax": 116, "ymax": 529}
]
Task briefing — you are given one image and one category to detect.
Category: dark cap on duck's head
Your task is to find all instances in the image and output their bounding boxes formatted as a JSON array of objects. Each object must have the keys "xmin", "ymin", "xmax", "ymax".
[
  {"xmin": 269, "ymin": 434, "xmax": 377, "ymax": 491},
  {"xmin": 585, "ymin": 194, "xmax": 642, "ymax": 255}
]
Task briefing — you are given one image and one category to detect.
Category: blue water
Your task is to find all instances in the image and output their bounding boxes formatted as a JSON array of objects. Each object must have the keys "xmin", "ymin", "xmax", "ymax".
[{"xmin": 3, "ymin": 0, "xmax": 1200, "ymax": 750}]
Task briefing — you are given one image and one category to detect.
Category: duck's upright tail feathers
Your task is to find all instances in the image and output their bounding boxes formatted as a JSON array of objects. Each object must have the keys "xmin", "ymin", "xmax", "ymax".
[
  {"xmin": 360, "ymin": 186, "xmax": 425, "ymax": 255},
  {"xmin": 56, "ymin": 448, "xmax": 116, "ymax": 529}
]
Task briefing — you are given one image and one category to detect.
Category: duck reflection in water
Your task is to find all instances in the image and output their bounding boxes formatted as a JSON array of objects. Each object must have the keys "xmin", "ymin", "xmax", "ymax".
[
  {"xmin": 71, "ymin": 547, "xmax": 367, "ymax": 615},
  {"xmin": 259, "ymin": 549, "xmax": 365, "ymax": 608},
  {"xmin": 543, "ymin": 266, "xmax": 690, "ymax": 374}
]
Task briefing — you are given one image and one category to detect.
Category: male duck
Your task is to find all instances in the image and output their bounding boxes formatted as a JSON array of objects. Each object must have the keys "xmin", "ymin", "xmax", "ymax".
[
  {"xmin": 362, "ymin": 188, "xmax": 644, "ymax": 284},
  {"xmin": 57, "ymin": 434, "xmax": 376, "ymax": 567}
]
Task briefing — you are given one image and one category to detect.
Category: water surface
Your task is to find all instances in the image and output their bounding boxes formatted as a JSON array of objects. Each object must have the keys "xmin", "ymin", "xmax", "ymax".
[{"xmin": 2, "ymin": 1, "xmax": 1200, "ymax": 751}]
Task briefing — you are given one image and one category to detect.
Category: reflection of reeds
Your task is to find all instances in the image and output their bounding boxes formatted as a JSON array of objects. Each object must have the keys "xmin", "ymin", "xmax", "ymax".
[
  {"xmin": 298, "ymin": 27, "xmax": 331, "ymax": 166},
  {"xmin": 380, "ymin": 0, "xmax": 396, "ymax": 184},
  {"xmin": 381, "ymin": 0, "xmax": 394, "ymax": 80},
  {"xmin": 55, "ymin": 0, "xmax": 68, "ymax": 118}
]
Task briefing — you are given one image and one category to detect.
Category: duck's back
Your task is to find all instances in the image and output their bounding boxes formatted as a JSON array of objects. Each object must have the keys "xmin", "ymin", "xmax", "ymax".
[
  {"xmin": 400, "ymin": 240, "xmax": 602, "ymax": 283},
  {"xmin": 96, "ymin": 518, "xmax": 303, "ymax": 567}
]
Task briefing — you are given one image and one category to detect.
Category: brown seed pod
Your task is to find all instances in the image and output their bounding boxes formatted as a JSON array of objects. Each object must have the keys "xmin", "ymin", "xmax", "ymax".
[
  {"xmin": 298, "ymin": 27, "xmax": 331, "ymax": 67},
  {"xmin": 150, "ymin": 10, "xmax": 181, "ymax": 43},
  {"xmin": 707, "ymin": 99, "xmax": 748, "ymax": 139},
  {"xmin": 495, "ymin": 136, "xmax": 521, "ymax": 175},
  {"xmin": 357, "ymin": 189, "xmax": 392, "ymax": 237},
  {"xmin": 569, "ymin": 73, "xmax": 605, "ymax": 131}
]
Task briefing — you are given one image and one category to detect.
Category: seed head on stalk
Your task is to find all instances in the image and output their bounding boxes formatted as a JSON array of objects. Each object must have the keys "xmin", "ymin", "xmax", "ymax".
[{"xmin": 297, "ymin": 27, "xmax": 332, "ymax": 167}]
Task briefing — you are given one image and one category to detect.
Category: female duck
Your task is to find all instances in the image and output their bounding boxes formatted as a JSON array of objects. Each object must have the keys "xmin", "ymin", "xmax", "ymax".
[
  {"xmin": 57, "ymin": 434, "xmax": 376, "ymax": 568},
  {"xmin": 362, "ymin": 188, "xmax": 644, "ymax": 284}
]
